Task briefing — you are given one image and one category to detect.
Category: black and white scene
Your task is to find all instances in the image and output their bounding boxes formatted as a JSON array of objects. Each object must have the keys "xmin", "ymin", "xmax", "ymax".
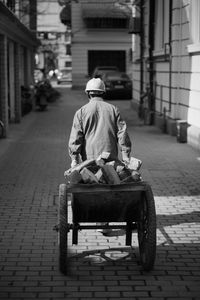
[{"xmin": 0, "ymin": 0, "xmax": 200, "ymax": 299}]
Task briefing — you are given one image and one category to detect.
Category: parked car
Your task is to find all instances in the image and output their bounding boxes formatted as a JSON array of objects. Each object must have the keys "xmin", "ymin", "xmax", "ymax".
[
  {"xmin": 92, "ymin": 66, "xmax": 119, "ymax": 78},
  {"xmin": 101, "ymin": 71, "xmax": 133, "ymax": 100},
  {"xmin": 57, "ymin": 68, "xmax": 72, "ymax": 84}
]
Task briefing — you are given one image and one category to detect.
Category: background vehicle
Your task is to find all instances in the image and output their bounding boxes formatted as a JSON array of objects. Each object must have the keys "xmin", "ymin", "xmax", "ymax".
[
  {"xmin": 57, "ymin": 68, "xmax": 72, "ymax": 85},
  {"xmin": 101, "ymin": 71, "xmax": 133, "ymax": 100},
  {"xmin": 21, "ymin": 85, "xmax": 33, "ymax": 115},
  {"xmin": 35, "ymin": 80, "xmax": 50, "ymax": 111},
  {"xmin": 92, "ymin": 66, "xmax": 119, "ymax": 78},
  {"xmin": 35, "ymin": 79, "xmax": 60, "ymax": 110},
  {"xmin": 34, "ymin": 69, "xmax": 44, "ymax": 84}
]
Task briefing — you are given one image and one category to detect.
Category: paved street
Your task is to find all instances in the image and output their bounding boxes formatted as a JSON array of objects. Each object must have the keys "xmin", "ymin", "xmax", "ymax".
[{"xmin": 0, "ymin": 87, "xmax": 200, "ymax": 300}]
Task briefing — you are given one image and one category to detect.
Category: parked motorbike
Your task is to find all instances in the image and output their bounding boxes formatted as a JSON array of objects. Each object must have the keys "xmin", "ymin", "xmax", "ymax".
[
  {"xmin": 35, "ymin": 80, "xmax": 50, "ymax": 111},
  {"xmin": 21, "ymin": 85, "xmax": 33, "ymax": 115}
]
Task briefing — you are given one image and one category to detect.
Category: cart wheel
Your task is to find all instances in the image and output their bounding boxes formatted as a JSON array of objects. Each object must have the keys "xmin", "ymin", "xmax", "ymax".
[
  {"xmin": 58, "ymin": 184, "xmax": 68, "ymax": 275},
  {"xmin": 137, "ymin": 185, "xmax": 156, "ymax": 271}
]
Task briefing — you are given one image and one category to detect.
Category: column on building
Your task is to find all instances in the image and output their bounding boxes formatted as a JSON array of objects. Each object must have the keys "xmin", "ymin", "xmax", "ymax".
[
  {"xmin": 0, "ymin": 34, "xmax": 8, "ymax": 137},
  {"xmin": 14, "ymin": 43, "xmax": 21, "ymax": 123},
  {"xmin": 8, "ymin": 39, "xmax": 16, "ymax": 123}
]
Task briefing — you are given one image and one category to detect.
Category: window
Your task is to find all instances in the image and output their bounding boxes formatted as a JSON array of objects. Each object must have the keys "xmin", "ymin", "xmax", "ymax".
[
  {"xmin": 188, "ymin": 0, "xmax": 200, "ymax": 53},
  {"xmin": 154, "ymin": 0, "xmax": 170, "ymax": 53},
  {"xmin": 82, "ymin": 3, "xmax": 131, "ymax": 29},
  {"xmin": 65, "ymin": 61, "xmax": 71, "ymax": 68},
  {"xmin": 84, "ymin": 18, "xmax": 128, "ymax": 29},
  {"xmin": 66, "ymin": 44, "xmax": 71, "ymax": 56}
]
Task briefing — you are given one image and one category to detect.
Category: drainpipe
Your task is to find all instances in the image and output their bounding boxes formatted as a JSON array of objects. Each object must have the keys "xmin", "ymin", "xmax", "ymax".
[
  {"xmin": 148, "ymin": 0, "xmax": 155, "ymax": 125},
  {"xmin": 175, "ymin": 0, "xmax": 182, "ymax": 120},
  {"xmin": 163, "ymin": 0, "xmax": 172, "ymax": 132},
  {"xmin": 168, "ymin": 0, "xmax": 172, "ymax": 112},
  {"xmin": 139, "ymin": 0, "xmax": 144, "ymax": 118}
]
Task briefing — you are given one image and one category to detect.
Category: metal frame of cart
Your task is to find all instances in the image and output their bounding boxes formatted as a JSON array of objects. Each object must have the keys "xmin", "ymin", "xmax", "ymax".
[{"xmin": 58, "ymin": 181, "xmax": 157, "ymax": 275}]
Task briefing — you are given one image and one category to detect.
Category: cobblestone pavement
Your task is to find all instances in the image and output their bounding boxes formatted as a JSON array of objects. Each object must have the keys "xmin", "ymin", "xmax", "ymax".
[{"xmin": 0, "ymin": 88, "xmax": 200, "ymax": 300}]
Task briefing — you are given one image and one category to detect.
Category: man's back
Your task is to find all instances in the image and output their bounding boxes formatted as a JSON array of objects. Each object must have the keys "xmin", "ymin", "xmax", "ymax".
[
  {"xmin": 79, "ymin": 97, "xmax": 119, "ymax": 160},
  {"xmin": 68, "ymin": 77, "xmax": 131, "ymax": 166}
]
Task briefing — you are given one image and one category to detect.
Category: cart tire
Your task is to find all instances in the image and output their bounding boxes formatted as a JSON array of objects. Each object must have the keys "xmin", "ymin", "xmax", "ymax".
[
  {"xmin": 137, "ymin": 185, "xmax": 156, "ymax": 271},
  {"xmin": 58, "ymin": 184, "xmax": 68, "ymax": 275}
]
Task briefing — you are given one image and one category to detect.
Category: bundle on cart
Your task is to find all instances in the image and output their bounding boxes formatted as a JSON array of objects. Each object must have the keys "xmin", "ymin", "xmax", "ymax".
[{"xmin": 64, "ymin": 152, "xmax": 142, "ymax": 186}]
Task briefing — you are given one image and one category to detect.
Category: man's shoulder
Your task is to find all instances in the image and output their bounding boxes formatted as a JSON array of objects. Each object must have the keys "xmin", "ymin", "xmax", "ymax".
[
  {"xmin": 77, "ymin": 99, "xmax": 118, "ymax": 114},
  {"xmin": 94, "ymin": 99, "xmax": 116, "ymax": 109},
  {"xmin": 76, "ymin": 102, "xmax": 89, "ymax": 113},
  {"xmin": 102, "ymin": 100, "xmax": 118, "ymax": 111},
  {"xmin": 96, "ymin": 100, "xmax": 119, "ymax": 115}
]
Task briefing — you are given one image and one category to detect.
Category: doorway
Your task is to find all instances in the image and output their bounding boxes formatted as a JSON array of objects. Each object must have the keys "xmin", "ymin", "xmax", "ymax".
[{"xmin": 88, "ymin": 50, "xmax": 126, "ymax": 76}]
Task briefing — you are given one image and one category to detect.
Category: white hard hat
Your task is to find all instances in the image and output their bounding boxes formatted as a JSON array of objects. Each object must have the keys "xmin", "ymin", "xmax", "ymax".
[{"xmin": 85, "ymin": 78, "xmax": 105, "ymax": 93}]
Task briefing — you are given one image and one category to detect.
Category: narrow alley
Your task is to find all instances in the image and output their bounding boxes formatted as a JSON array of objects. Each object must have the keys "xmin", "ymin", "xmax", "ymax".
[{"xmin": 0, "ymin": 88, "xmax": 200, "ymax": 300}]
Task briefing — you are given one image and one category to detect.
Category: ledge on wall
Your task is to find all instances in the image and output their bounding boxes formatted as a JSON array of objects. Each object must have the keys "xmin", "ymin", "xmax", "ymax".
[
  {"xmin": 130, "ymin": 102, "xmax": 184, "ymax": 140},
  {"xmin": 155, "ymin": 113, "xmax": 177, "ymax": 136},
  {"xmin": 130, "ymin": 99, "xmax": 139, "ymax": 111},
  {"xmin": 155, "ymin": 114, "xmax": 166, "ymax": 133},
  {"xmin": 155, "ymin": 113, "xmax": 189, "ymax": 145},
  {"xmin": 166, "ymin": 118, "xmax": 177, "ymax": 136},
  {"xmin": 187, "ymin": 125, "xmax": 200, "ymax": 151}
]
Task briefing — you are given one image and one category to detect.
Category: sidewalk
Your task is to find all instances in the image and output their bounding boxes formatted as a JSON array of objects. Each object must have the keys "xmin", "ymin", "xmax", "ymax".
[{"xmin": 0, "ymin": 88, "xmax": 200, "ymax": 300}]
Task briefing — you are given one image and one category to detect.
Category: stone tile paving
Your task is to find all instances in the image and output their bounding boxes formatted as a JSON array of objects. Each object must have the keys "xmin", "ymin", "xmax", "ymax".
[{"xmin": 0, "ymin": 89, "xmax": 200, "ymax": 299}]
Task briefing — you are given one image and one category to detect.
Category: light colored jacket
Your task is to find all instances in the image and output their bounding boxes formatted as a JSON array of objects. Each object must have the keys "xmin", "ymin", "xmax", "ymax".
[{"xmin": 68, "ymin": 97, "xmax": 132, "ymax": 162}]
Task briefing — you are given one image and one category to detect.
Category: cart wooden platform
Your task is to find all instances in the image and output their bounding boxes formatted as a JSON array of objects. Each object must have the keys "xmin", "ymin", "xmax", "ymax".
[{"xmin": 58, "ymin": 181, "xmax": 156, "ymax": 275}]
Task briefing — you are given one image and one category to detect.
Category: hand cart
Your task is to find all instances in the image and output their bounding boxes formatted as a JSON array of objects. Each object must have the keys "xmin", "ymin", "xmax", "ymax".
[{"xmin": 58, "ymin": 181, "xmax": 156, "ymax": 275}]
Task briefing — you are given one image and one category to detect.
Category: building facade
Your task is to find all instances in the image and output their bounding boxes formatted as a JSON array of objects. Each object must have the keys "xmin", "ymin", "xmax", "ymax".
[
  {"xmin": 36, "ymin": 0, "xmax": 71, "ymax": 76},
  {"xmin": 131, "ymin": 0, "xmax": 200, "ymax": 151},
  {"xmin": 71, "ymin": 0, "xmax": 132, "ymax": 89},
  {"xmin": 0, "ymin": 0, "xmax": 38, "ymax": 138}
]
